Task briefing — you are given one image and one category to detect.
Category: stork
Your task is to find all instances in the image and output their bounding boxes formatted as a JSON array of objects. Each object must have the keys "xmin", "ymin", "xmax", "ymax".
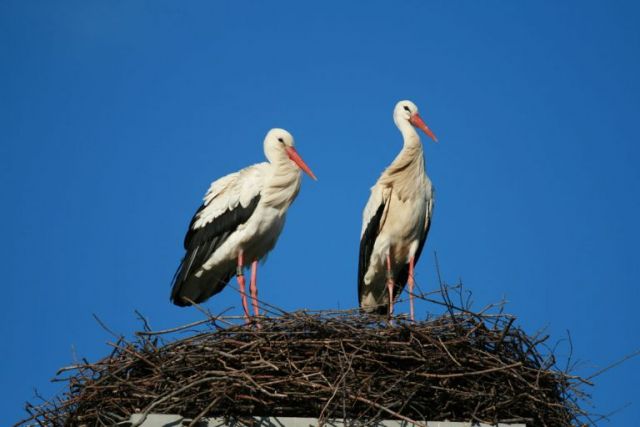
[
  {"xmin": 171, "ymin": 128, "xmax": 316, "ymax": 322},
  {"xmin": 358, "ymin": 100, "xmax": 438, "ymax": 320}
]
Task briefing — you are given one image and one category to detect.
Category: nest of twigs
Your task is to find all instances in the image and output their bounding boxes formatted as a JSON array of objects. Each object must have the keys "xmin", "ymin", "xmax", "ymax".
[{"xmin": 18, "ymin": 285, "xmax": 591, "ymax": 427}]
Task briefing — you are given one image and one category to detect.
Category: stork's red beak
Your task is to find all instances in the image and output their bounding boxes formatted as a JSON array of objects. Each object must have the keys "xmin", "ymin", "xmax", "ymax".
[
  {"xmin": 285, "ymin": 146, "xmax": 317, "ymax": 181},
  {"xmin": 410, "ymin": 113, "xmax": 438, "ymax": 142}
]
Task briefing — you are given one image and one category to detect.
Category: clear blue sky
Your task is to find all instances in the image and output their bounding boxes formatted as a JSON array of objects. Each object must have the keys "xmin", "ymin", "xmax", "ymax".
[{"xmin": 2, "ymin": 1, "xmax": 639, "ymax": 425}]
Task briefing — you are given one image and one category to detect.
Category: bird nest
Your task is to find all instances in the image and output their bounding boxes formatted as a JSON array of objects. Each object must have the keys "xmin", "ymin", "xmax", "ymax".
[{"xmin": 17, "ymin": 285, "xmax": 591, "ymax": 427}]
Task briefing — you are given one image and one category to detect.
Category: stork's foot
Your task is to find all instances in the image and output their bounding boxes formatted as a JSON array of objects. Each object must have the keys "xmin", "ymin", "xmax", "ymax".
[
  {"xmin": 249, "ymin": 260, "xmax": 261, "ymax": 329},
  {"xmin": 237, "ymin": 271, "xmax": 250, "ymax": 324},
  {"xmin": 237, "ymin": 251, "xmax": 250, "ymax": 324},
  {"xmin": 408, "ymin": 256, "xmax": 415, "ymax": 322},
  {"xmin": 250, "ymin": 260, "xmax": 260, "ymax": 317},
  {"xmin": 385, "ymin": 254, "xmax": 395, "ymax": 322},
  {"xmin": 386, "ymin": 278, "xmax": 395, "ymax": 319}
]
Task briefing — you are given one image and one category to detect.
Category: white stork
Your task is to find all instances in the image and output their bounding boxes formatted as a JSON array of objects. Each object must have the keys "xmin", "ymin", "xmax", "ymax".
[
  {"xmin": 171, "ymin": 128, "xmax": 316, "ymax": 321},
  {"xmin": 358, "ymin": 100, "xmax": 438, "ymax": 320}
]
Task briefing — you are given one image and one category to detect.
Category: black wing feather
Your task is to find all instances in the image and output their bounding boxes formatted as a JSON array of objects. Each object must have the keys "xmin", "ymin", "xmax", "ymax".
[
  {"xmin": 170, "ymin": 195, "xmax": 261, "ymax": 306},
  {"xmin": 357, "ymin": 201, "xmax": 386, "ymax": 311}
]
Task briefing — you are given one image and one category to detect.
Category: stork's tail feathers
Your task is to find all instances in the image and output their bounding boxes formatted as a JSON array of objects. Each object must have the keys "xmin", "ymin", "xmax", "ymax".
[{"xmin": 170, "ymin": 266, "xmax": 234, "ymax": 307}]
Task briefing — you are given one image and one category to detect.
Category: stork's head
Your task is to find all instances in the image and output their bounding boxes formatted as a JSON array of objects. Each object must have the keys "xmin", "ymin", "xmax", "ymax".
[
  {"xmin": 393, "ymin": 100, "xmax": 438, "ymax": 142},
  {"xmin": 264, "ymin": 128, "xmax": 317, "ymax": 180}
]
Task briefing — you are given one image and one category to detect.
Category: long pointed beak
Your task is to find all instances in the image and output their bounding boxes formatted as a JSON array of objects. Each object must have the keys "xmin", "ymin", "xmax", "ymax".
[
  {"xmin": 410, "ymin": 113, "xmax": 438, "ymax": 142},
  {"xmin": 285, "ymin": 146, "xmax": 317, "ymax": 181}
]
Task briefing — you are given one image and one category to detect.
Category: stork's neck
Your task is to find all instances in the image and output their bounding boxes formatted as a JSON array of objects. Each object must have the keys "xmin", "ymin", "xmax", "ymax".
[
  {"xmin": 377, "ymin": 120, "xmax": 427, "ymax": 200},
  {"xmin": 394, "ymin": 116, "xmax": 421, "ymax": 147},
  {"xmin": 262, "ymin": 155, "xmax": 302, "ymax": 209},
  {"xmin": 393, "ymin": 118, "xmax": 426, "ymax": 172}
]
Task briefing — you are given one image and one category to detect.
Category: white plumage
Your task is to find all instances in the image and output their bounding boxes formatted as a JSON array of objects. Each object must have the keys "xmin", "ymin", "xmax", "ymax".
[
  {"xmin": 171, "ymin": 128, "xmax": 316, "ymax": 320},
  {"xmin": 194, "ymin": 165, "xmax": 268, "ymax": 230},
  {"xmin": 358, "ymin": 100, "xmax": 438, "ymax": 319}
]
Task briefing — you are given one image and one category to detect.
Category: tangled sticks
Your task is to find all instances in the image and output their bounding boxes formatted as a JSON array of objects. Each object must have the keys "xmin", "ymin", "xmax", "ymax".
[{"xmin": 19, "ymin": 287, "xmax": 591, "ymax": 427}]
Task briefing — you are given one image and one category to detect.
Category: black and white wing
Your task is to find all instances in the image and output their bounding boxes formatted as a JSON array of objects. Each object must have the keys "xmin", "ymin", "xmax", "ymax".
[
  {"xmin": 171, "ymin": 163, "xmax": 268, "ymax": 306},
  {"xmin": 357, "ymin": 185, "xmax": 392, "ymax": 310}
]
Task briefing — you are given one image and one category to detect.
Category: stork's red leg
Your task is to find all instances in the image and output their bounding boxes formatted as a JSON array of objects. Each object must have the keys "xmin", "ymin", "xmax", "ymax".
[
  {"xmin": 408, "ymin": 256, "xmax": 415, "ymax": 321},
  {"xmin": 386, "ymin": 254, "xmax": 394, "ymax": 318},
  {"xmin": 250, "ymin": 260, "xmax": 259, "ymax": 317},
  {"xmin": 236, "ymin": 250, "xmax": 250, "ymax": 323}
]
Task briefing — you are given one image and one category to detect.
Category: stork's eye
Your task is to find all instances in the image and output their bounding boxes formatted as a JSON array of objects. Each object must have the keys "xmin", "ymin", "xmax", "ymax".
[
  {"xmin": 403, "ymin": 105, "xmax": 411, "ymax": 113},
  {"xmin": 278, "ymin": 137, "xmax": 284, "ymax": 143}
]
